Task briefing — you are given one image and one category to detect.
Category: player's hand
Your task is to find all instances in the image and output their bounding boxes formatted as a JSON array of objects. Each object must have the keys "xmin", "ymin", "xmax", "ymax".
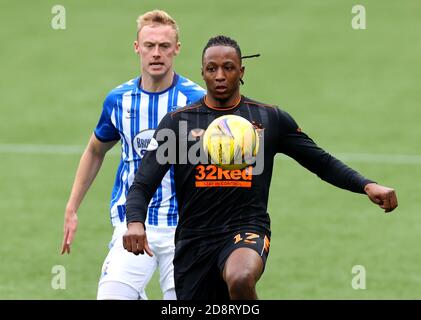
[
  {"xmin": 123, "ymin": 222, "xmax": 153, "ymax": 257},
  {"xmin": 61, "ymin": 210, "xmax": 78, "ymax": 254},
  {"xmin": 364, "ymin": 183, "xmax": 398, "ymax": 213}
]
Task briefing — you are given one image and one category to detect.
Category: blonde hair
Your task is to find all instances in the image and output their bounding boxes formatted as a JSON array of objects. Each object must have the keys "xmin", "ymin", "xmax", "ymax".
[{"xmin": 136, "ymin": 10, "xmax": 179, "ymax": 42}]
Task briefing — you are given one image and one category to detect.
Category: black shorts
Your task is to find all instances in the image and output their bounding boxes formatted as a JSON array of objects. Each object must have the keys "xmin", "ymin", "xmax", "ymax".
[{"xmin": 174, "ymin": 228, "xmax": 271, "ymax": 300}]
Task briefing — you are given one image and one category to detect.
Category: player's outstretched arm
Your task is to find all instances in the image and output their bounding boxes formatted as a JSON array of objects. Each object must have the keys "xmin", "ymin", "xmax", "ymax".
[
  {"xmin": 61, "ymin": 134, "xmax": 117, "ymax": 254},
  {"xmin": 123, "ymin": 222, "xmax": 153, "ymax": 256},
  {"xmin": 364, "ymin": 183, "xmax": 398, "ymax": 213}
]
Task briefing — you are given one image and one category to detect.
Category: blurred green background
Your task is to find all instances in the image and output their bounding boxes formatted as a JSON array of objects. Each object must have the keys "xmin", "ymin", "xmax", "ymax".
[{"xmin": 0, "ymin": 0, "xmax": 420, "ymax": 299}]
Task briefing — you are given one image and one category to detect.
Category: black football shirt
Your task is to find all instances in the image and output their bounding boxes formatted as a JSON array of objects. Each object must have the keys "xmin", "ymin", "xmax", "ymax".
[{"xmin": 126, "ymin": 96, "xmax": 373, "ymax": 241}]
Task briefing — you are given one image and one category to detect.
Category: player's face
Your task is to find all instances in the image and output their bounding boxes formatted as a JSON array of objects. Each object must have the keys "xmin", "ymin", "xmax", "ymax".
[
  {"xmin": 202, "ymin": 46, "xmax": 244, "ymax": 102},
  {"xmin": 134, "ymin": 24, "xmax": 180, "ymax": 79}
]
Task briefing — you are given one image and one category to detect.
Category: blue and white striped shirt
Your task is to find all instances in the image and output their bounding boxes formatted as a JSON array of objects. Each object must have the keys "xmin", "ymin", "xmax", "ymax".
[{"xmin": 94, "ymin": 74, "xmax": 205, "ymax": 228}]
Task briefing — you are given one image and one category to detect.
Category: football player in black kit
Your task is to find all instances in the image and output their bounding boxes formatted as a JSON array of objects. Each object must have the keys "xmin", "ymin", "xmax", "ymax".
[{"xmin": 123, "ymin": 35, "xmax": 398, "ymax": 300}]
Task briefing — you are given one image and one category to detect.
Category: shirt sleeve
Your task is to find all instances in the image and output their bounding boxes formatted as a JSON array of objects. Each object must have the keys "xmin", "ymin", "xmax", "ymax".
[
  {"xmin": 276, "ymin": 108, "xmax": 374, "ymax": 194},
  {"xmin": 94, "ymin": 93, "xmax": 120, "ymax": 142},
  {"xmin": 125, "ymin": 113, "xmax": 174, "ymax": 225}
]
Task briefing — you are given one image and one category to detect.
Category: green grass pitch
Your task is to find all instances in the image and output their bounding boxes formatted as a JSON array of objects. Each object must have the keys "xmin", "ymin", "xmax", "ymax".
[{"xmin": 0, "ymin": 0, "xmax": 420, "ymax": 299}]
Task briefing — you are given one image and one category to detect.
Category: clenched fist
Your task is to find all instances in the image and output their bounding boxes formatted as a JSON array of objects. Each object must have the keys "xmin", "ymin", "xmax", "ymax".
[
  {"xmin": 364, "ymin": 183, "xmax": 398, "ymax": 213},
  {"xmin": 123, "ymin": 222, "xmax": 153, "ymax": 256}
]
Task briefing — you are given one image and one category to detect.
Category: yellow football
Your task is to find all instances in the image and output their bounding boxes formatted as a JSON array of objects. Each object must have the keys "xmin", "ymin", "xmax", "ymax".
[{"xmin": 203, "ymin": 115, "xmax": 259, "ymax": 170}]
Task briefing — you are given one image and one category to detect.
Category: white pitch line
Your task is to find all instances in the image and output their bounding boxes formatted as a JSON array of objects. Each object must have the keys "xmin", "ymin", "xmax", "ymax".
[
  {"xmin": 0, "ymin": 143, "xmax": 420, "ymax": 164},
  {"xmin": 0, "ymin": 144, "xmax": 120, "ymax": 155},
  {"xmin": 0, "ymin": 144, "xmax": 84, "ymax": 155},
  {"xmin": 277, "ymin": 152, "xmax": 421, "ymax": 165}
]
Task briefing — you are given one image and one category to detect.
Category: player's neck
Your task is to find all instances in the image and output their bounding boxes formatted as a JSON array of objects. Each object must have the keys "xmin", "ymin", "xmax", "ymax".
[
  {"xmin": 140, "ymin": 71, "xmax": 174, "ymax": 92},
  {"xmin": 205, "ymin": 93, "xmax": 241, "ymax": 110}
]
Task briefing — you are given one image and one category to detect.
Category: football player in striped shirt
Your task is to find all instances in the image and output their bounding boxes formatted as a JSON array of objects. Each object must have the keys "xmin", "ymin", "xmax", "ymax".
[{"xmin": 61, "ymin": 10, "xmax": 205, "ymax": 300}]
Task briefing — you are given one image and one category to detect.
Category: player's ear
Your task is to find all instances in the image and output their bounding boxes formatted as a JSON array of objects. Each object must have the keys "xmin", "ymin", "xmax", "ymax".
[
  {"xmin": 238, "ymin": 66, "xmax": 245, "ymax": 85},
  {"xmin": 134, "ymin": 40, "xmax": 140, "ymax": 55},
  {"xmin": 174, "ymin": 42, "xmax": 181, "ymax": 56},
  {"xmin": 240, "ymin": 66, "xmax": 245, "ymax": 79},
  {"xmin": 201, "ymin": 67, "xmax": 204, "ymax": 79}
]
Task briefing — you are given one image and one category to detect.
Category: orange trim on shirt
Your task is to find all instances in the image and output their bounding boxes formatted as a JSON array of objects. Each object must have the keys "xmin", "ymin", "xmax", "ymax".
[{"xmin": 204, "ymin": 95, "xmax": 241, "ymax": 111}]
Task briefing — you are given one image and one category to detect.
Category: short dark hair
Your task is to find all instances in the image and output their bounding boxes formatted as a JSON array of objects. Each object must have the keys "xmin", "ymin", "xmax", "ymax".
[{"xmin": 202, "ymin": 35, "xmax": 242, "ymax": 61}]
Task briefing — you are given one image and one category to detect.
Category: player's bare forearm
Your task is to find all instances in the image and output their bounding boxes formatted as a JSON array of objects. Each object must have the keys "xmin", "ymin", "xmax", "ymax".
[
  {"xmin": 364, "ymin": 183, "xmax": 398, "ymax": 213},
  {"xmin": 66, "ymin": 135, "xmax": 116, "ymax": 211},
  {"xmin": 61, "ymin": 134, "xmax": 116, "ymax": 254}
]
